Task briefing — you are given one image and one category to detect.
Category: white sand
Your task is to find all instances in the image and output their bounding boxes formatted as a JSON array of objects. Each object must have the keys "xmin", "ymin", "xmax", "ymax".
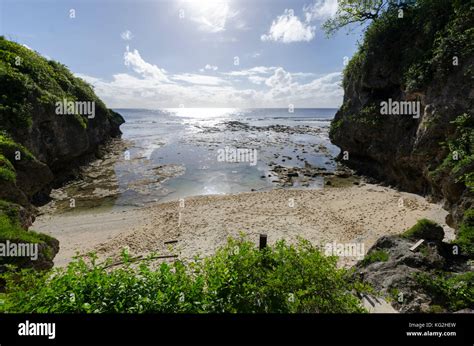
[{"xmin": 34, "ymin": 183, "xmax": 453, "ymax": 268}]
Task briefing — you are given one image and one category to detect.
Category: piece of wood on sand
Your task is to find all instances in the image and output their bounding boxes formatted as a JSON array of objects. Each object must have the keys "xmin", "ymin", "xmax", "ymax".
[{"xmin": 409, "ymin": 239, "xmax": 425, "ymax": 252}]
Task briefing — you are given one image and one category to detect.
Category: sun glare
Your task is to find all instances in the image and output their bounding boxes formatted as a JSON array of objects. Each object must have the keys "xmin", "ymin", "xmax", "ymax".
[{"xmin": 165, "ymin": 107, "xmax": 238, "ymax": 118}]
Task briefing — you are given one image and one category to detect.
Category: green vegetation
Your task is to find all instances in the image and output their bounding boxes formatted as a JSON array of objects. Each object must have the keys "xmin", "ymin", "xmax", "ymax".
[
  {"xmin": 401, "ymin": 219, "xmax": 443, "ymax": 240},
  {"xmin": 453, "ymin": 209, "xmax": 474, "ymax": 257},
  {"xmin": 329, "ymin": 119, "xmax": 343, "ymax": 138},
  {"xmin": 0, "ymin": 153, "xmax": 15, "ymax": 182},
  {"xmin": 332, "ymin": 0, "xmax": 473, "ymax": 138},
  {"xmin": 0, "ymin": 36, "xmax": 126, "ymax": 274},
  {"xmin": 431, "ymin": 114, "xmax": 474, "ymax": 192},
  {"xmin": 0, "ymin": 36, "xmax": 112, "ymax": 133},
  {"xmin": 416, "ymin": 271, "xmax": 474, "ymax": 311},
  {"xmin": 0, "ymin": 238, "xmax": 370, "ymax": 313},
  {"xmin": 388, "ymin": 287, "xmax": 400, "ymax": 303},
  {"xmin": 360, "ymin": 250, "xmax": 389, "ymax": 266},
  {"xmin": 0, "ymin": 132, "xmax": 36, "ymax": 183},
  {"xmin": 0, "ymin": 132, "xmax": 34, "ymax": 160},
  {"xmin": 0, "ymin": 204, "xmax": 56, "ymax": 268},
  {"xmin": 323, "ymin": 0, "xmax": 413, "ymax": 37},
  {"xmin": 0, "ymin": 199, "xmax": 21, "ymax": 221},
  {"xmin": 0, "ymin": 214, "xmax": 51, "ymax": 244},
  {"xmin": 334, "ymin": 0, "xmax": 472, "ymax": 93}
]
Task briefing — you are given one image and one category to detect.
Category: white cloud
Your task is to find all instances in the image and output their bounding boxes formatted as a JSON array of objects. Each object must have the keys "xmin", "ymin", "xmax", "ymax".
[
  {"xmin": 265, "ymin": 67, "xmax": 293, "ymax": 88},
  {"xmin": 172, "ymin": 73, "xmax": 227, "ymax": 86},
  {"xmin": 304, "ymin": 0, "xmax": 338, "ymax": 22},
  {"xmin": 120, "ymin": 30, "xmax": 134, "ymax": 41},
  {"xmin": 123, "ymin": 47, "xmax": 170, "ymax": 83},
  {"xmin": 75, "ymin": 47, "xmax": 342, "ymax": 108},
  {"xmin": 261, "ymin": 9, "xmax": 315, "ymax": 43},
  {"xmin": 248, "ymin": 76, "xmax": 266, "ymax": 85},
  {"xmin": 204, "ymin": 64, "xmax": 218, "ymax": 71},
  {"xmin": 261, "ymin": 1, "xmax": 339, "ymax": 44},
  {"xmin": 223, "ymin": 66, "xmax": 277, "ymax": 77},
  {"xmin": 185, "ymin": 1, "xmax": 240, "ymax": 33},
  {"xmin": 292, "ymin": 72, "xmax": 317, "ymax": 78}
]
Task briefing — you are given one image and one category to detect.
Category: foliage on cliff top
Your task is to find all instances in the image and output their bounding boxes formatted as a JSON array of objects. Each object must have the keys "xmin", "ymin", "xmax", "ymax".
[
  {"xmin": 0, "ymin": 36, "xmax": 111, "ymax": 133},
  {"xmin": 339, "ymin": 0, "xmax": 472, "ymax": 92},
  {"xmin": 0, "ymin": 237, "xmax": 370, "ymax": 313}
]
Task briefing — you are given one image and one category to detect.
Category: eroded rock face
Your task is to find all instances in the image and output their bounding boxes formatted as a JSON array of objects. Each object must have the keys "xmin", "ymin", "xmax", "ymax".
[
  {"xmin": 329, "ymin": 2, "xmax": 473, "ymax": 227},
  {"xmin": 0, "ymin": 37, "xmax": 125, "ymax": 274}
]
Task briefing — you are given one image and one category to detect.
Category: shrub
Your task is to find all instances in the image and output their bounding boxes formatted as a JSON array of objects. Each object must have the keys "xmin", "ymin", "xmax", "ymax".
[
  {"xmin": 0, "ymin": 214, "xmax": 50, "ymax": 244},
  {"xmin": 416, "ymin": 271, "xmax": 474, "ymax": 311},
  {"xmin": 454, "ymin": 209, "xmax": 474, "ymax": 257},
  {"xmin": 0, "ymin": 237, "xmax": 370, "ymax": 313},
  {"xmin": 360, "ymin": 250, "xmax": 389, "ymax": 266},
  {"xmin": 402, "ymin": 219, "xmax": 444, "ymax": 241}
]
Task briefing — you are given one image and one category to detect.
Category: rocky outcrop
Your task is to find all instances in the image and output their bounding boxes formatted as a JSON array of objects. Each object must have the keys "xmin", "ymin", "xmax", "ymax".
[
  {"xmin": 0, "ymin": 37, "xmax": 124, "ymax": 272},
  {"xmin": 0, "ymin": 37, "xmax": 124, "ymax": 210},
  {"xmin": 330, "ymin": 0, "xmax": 473, "ymax": 227},
  {"xmin": 355, "ymin": 233, "xmax": 471, "ymax": 313}
]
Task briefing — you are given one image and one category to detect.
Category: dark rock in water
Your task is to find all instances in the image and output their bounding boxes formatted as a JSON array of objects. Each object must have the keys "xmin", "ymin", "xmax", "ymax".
[{"xmin": 334, "ymin": 170, "xmax": 351, "ymax": 178}]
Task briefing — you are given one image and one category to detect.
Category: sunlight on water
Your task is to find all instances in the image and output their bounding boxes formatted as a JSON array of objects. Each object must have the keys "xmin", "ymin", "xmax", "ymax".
[
  {"xmin": 164, "ymin": 108, "xmax": 240, "ymax": 119},
  {"xmin": 105, "ymin": 108, "xmax": 340, "ymax": 207}
]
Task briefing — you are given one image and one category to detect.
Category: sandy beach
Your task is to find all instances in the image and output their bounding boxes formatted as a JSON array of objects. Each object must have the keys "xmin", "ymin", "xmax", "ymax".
[{"xmin": 34, "ymin": 183, "xmax": 453, "ymax": 267}]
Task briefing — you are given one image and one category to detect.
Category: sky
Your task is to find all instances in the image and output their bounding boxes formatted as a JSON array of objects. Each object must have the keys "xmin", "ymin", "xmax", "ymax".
[{"xmin": 0, "ymin": 0, "xmax": 365, "ymax": 108}]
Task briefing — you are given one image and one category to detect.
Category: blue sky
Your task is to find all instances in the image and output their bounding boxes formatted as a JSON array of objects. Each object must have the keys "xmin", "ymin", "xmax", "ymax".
[{"xmin": 1, "ymin": 0, "xmax": 364, "ymax": 108}]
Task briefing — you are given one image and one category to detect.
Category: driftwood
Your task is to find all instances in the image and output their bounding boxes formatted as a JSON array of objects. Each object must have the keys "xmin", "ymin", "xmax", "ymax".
[
  {"xmin": 102, "ymin": 254, "xmax": 178, "ymax": 269},
  {"xmin": 409, "ymin": 239, "xmax": 425, "ymax": 252},
  {"xmin": 164, "ymin": 240, "xmax": 179, "ymax": 245}
]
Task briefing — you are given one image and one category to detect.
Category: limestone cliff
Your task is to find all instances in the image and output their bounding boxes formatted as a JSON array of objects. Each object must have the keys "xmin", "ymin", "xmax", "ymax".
[
  {"xmin": 330, "ymin": 0, "xmax": 473, "ymax": 228},
  {"xmin": 0, "ymin": 37, "xmax": 124, "ymax": 270}
]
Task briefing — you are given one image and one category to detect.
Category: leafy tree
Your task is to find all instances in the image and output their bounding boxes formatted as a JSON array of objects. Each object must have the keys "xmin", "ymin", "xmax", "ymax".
[{"xmin": 323, "ymin": 0, "xmax": 415, "ymax": 36}]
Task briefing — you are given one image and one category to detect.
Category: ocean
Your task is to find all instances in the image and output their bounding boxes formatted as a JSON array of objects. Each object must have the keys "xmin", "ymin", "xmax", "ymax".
[{"xmin": 110, "ymin": 108, "xmax": 340, "ymax": 207}]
